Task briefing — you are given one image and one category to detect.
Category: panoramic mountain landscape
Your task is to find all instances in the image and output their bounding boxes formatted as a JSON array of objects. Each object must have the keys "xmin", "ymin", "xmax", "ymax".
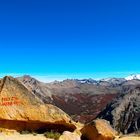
[
  {"xmin": 1, "ymin": 0, "xmax": 140, "ymax": 139},
  {"xmin": 0, "ymin": 75, "xmax": 139, "ymax": 139}
]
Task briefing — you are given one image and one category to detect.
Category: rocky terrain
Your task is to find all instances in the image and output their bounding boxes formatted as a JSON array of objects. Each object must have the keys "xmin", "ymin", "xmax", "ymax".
[
  {"xmin": 0, "ymin": 76, "xmax": 121, "ymax": 140},
  {"xmin": 98, "ymin": 86, "xmax": 140, "ymax": 134},
  {"xmin": 17, "ymin": 75, "xmax": 140, "ymax": 123}
]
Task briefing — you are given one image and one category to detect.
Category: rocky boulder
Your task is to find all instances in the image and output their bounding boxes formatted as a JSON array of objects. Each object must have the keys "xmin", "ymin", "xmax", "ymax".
[
  {"xmin": 81, "ymin": 119, "xmax": 118, "ymax": 140},
  {"xmin": 0, "ymin": 76, "xmax": 76, "ymax": 132},
  {"xmin": 59, "ymin": 131, "xmax": 81, "ymax": 140}
]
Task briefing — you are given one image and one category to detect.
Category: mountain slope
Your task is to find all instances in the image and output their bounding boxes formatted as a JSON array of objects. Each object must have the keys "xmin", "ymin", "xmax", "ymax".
[{"xmin": 98, "ymin": 86, "xmax": 140, "ymax": 134}]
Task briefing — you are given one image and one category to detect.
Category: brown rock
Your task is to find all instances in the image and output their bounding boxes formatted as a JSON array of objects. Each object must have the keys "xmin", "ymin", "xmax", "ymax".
[
  {"xmin": 59, "ymin": 131, "xmax": 81, "ymax": 140},
  {"xmin": 0, "ymin": 76, "xmax": 76, "ymax": 132},
  {"xmin": 81, "ymin": 119, "xmax": 118, "ymax": 140}
]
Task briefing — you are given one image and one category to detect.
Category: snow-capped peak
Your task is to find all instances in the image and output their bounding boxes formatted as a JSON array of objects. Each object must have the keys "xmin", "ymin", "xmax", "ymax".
[
  {"xmin": 125, "ymin": 74, "xmax": 140, "ymax": 80},
  {"xmin": 77, "ymin": 79, "xmax": 97, "ymax": 84}
]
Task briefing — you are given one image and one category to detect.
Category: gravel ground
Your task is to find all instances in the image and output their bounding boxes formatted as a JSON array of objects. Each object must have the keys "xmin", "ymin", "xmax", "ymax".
[
  {"xmin": 0, "ymin": 133, "xmax": 54, "ymax": 140},
  {"xmin": 115, "ymin": 136, "xmax": 140, "ymax": 140}
]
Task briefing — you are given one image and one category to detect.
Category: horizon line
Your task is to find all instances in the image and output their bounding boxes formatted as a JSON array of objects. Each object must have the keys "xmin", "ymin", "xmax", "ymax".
[{"xmin": 0, "ymin": 72, "xmax": 139, "ymax": 82}]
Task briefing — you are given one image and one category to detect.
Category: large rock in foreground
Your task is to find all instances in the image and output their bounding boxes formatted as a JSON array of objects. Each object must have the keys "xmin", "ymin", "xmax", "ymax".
[
  {"xmin": 0, "ymin": 76, "xmax": 76, "ymax": 132},
  {"xmin": 59, "ymin": 131, "xmax": 81, "ymax": 140},
  {"xmin": 81, "ymin": 119, "xmax": 118, "ymax": 140}
]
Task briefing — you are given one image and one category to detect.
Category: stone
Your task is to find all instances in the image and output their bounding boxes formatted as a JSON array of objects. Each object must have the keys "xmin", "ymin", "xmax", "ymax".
[
  {"xmin": 81, "ymin": 119, "xmax": 118, "ymax": 140},
  {"xmin": 59, "ymin": 131, "xmax": 81, "ymax": 140},
  {"xmin": 0, "ymin": 76, "xmax": 76, "ymax": 132}
]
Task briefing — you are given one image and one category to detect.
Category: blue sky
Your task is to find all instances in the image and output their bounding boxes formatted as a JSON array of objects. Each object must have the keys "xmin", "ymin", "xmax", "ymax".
[{"xmin": 0, "ymin": 0, "xmax": 140, "ymax": 81}]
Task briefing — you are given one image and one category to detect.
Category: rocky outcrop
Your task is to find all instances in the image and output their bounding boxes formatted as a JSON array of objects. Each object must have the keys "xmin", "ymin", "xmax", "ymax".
[
  {"xmin": 81, "ymin": 119, "xmax": 118, "ymax": 140},
  {"xmin": 98, "ymin": 86, "xmax": 140, "ymax": 134},
  {"xmin": 0, "ymin": 76, "xmax": 76, "ymax": 132}
]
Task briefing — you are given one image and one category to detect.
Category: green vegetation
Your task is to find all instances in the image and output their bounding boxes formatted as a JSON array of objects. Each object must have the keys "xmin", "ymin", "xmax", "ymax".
[
  {"xmin": 44, "ymin": 130, "xmax": 61, "ymax": 140},
  {"xmin": 20, "ymin": 129, "xmax": 61, "ymax": 139},
  {"xmin": 32, "ymin": 132, "xmax": 37, "ymax": 136},
  {"xmin": 20, "ymin": 130, "xmax": 30, "ymax": 135}
]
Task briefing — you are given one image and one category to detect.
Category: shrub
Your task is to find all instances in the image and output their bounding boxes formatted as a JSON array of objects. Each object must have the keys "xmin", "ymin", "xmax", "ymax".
[
  {"xmin": 20, "ymin": 130, "xmax": 30, "ymax": 135},
  {"xmin": 32, "ymin": 132, "xmax": 37, "ymax": 136},
  {"xmin": 44, "ymin": 130, "xmax": 61, "ymax": 140}
]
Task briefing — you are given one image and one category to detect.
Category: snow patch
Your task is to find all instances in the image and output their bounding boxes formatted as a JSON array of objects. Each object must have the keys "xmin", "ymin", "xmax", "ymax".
[{"xmin": 125, "ymin": 74, "xmax": 140, "ymax": 80}]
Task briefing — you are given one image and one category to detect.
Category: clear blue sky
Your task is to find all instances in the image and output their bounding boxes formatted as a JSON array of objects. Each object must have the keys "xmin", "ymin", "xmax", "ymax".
[{"xmin": 0, "ymin": 0, "xmax": 140, "ymax": 80}]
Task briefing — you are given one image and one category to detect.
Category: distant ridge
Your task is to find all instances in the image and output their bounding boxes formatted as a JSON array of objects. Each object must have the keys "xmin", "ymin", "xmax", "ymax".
[
  {"xmin": 125, "ymin": 74, "xmax": 140, "ymax": 80},
  {"xmin": 15, "ymin": 73, "xmax": 140, "ymax": 83}
]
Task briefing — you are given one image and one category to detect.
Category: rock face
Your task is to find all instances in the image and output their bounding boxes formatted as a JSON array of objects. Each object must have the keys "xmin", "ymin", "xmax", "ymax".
[
  {"xmin": 98, "ymin": 86, "xmax": 140, "ymax": 134},
  {"xmin": 81, "ymin": 119, "xmax": 117, "ymax": 140},
  {"xmin": 0, "ymin": 76, "xmax": 76, "ymax": 132}
]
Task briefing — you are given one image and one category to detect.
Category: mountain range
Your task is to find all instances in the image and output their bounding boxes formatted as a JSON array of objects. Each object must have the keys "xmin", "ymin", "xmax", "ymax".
[
  {"xmin": 0, "ymin": 74, "xmax": 139, "ymax": 135},
  {"xmin": 16, "ymin": 74, "xmax": 140, "ymax": 124}
]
